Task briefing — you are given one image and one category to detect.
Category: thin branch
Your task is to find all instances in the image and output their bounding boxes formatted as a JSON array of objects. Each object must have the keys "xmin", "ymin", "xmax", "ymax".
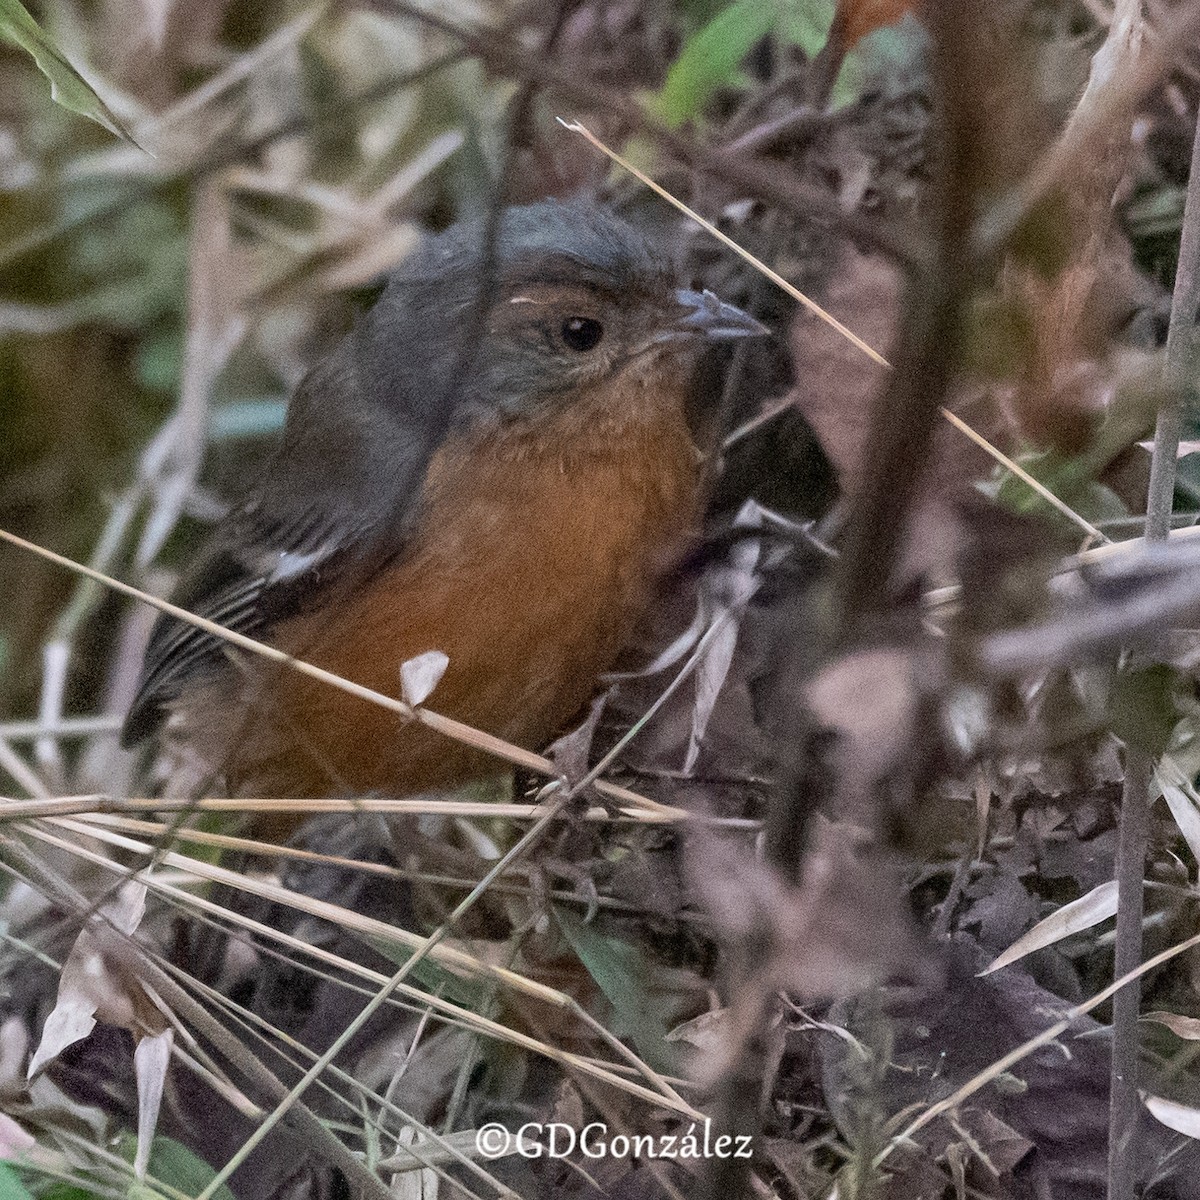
[
  {"xmin": 832, "ymin": 2, "xmax": 988, "ymax": 646},
  {"xmin": 1146, "ymin": 106, "xmax": 1200, "ymax": 537},
  {"xmin": 1110, "ymin": 58, "xmax": 1200, "ymax": 1200}
]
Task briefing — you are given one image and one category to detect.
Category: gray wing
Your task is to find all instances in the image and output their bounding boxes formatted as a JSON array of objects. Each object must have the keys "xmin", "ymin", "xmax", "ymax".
[{"xmin": 121, "ymin": 321, "xmax": 454, "ymax": 746}]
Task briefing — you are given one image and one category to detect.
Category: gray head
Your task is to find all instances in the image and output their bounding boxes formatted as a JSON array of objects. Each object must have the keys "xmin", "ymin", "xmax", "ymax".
[{"xmin": 361, "ymin": 198, "xmax": 766, "ymax": 422}]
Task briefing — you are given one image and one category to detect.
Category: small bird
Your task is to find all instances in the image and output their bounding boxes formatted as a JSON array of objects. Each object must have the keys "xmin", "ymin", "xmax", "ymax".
[{"xmin": 122, "ymin": 199, "xmax": 765, "ymax": 826}]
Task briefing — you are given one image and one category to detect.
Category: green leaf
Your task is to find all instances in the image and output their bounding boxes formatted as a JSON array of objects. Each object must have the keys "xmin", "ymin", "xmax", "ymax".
[
  {"xmin": 118, "ymin": 1135, "xmax": 237, "ymax": 1200},
  {"xmin": 209, "ymin": 398, "xmax": 289, "ymax": 442},
  {"xmin": 361, "ymin": 935, "xmax": 491, "ymax": 1010},
  {"xmin": 0, "ymin": 0, "xmax": 138, "ymax": 144},
  {"xmin": 0, "ymin": 1163, "xmax": 35, "ymax": 1200},
  {"xmin": 648, "ymin": 0, "xmax": 835, "ymax": 128},
  {"xmin": 1110, "ymin": 666, "xmax": 1183, "ymax": 758},
  {"xmin": 554, "ymin": 907, "xmax": 705, "ymax": 1073},
  {"xmin": 1126, "ymin": 185, "xmax": 1185, "ymax": 239}
]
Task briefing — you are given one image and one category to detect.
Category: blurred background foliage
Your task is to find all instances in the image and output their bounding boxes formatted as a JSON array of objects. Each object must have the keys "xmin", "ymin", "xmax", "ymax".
[
  {"xmin": 1, "ymin": 0, "xmax": 522, "ymax": 723},
  {"xmin": 0, "ymin": 0, "xmax": 935, "ymax": 728},
  {"xmin": 3, "ymin": 1, "xmax": 1200, "ymax": 1195}
]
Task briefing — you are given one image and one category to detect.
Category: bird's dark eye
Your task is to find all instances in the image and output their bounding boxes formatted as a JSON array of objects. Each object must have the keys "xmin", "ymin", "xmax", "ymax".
[{"xmin": 560, "ymin": 317, "xmax": 603, "ymax": 352}]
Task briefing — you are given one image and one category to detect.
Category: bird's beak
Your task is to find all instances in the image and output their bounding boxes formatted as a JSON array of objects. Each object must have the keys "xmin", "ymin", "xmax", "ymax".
[{"xmin": 662, "ymin": 287, "xmax": 769, "ymax": 342}]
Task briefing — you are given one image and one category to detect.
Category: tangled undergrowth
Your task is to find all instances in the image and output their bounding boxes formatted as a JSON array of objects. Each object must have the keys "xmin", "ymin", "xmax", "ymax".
[{"xmin": 4, "ymin": 2, "xmax": 1200, "ymax": 1198}]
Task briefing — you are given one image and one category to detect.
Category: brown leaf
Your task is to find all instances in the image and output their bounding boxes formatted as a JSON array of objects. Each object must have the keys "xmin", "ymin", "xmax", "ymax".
[
  {"xmin": 688, "ymin": 821, "xmax": 924, "ymax": 1004},
  {"xmin": 805, "ymin": 647, "xmax": 921, "ymax": 824},
  {"xmin": 836, "ymin": 0, "xmax": 923, "ymax": 50},
  {"xmin": 787, "ymin": 249, "xmax": 900, "ymax": 499}
]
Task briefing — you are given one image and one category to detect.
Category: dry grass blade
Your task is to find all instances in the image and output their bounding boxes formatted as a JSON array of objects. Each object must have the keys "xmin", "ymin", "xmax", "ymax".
[
  {"xmin": 982, "ymin": 880, "xmax": 1119, "ymax": 975},
  {"xmin": 62, "ymin": 812, "xmax": 662, "ymax": 916},
  {"xmin": 17, "ymin": 818, "xmax": 702, "ymax": 1118},
  {"xmin": 0, "ymin": 793, "xmax": 714, "ymax": 825},
  {"xmin": 0, "ymin": 526, "xmax": 685, "ymax": 820},
  {"xmin": 143, "ymin": 953, "xmax": 511, "ymax": 1198},
  {"xmin": 879, "ymin": 926, "xmax": 1200, "ymax": 1174},
  {"xmin": 560, "ymin": 120, "xmax": 1109, "ymax": 547}
]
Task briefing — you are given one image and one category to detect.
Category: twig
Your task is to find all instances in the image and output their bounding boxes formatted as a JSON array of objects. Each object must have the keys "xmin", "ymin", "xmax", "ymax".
[
  {"xmin": 1109, "ymin": 751, "xmax": 1150, "ymax": 1200},
  {"xmin": 1109, "ymin": 68, "xmax": 1200, "ymax": 1200},
  {"xmin": 0, "ymin": 792, "xmax": 755, "ymax": 828},
  {"xmin": 0, "ymin": 526, "xmax": 680, "ymax": 819},
  {"xmin": 1146, "ymin": 97, "xmax": 1200, "ymax": 536},
  {"xmin": 0, "ymin": 832, "xmax": 396, "ymax": 1200},
  {"xmin": 831, "ymin": 2, "xmax": 988, "ymax": 646}
]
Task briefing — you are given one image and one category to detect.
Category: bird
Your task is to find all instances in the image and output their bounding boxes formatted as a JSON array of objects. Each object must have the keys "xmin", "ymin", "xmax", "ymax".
[{"xmin": 122, "ymin": 198, "xmax": 766, "ymax": 831}]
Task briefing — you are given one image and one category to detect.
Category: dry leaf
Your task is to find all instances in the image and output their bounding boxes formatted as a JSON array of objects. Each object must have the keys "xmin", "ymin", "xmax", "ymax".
[
  {"xmin": 1143, "ymin": 1012, "xmax": 1200, "ymax": 1041},
  {"xmin": 982, "ymin": 880, "xmax": 1118, "ymax": 975},
  {"xmin": 1144, "ymin": 1093, "xmax": 1200, "ymax": 1140},
  {"xmin": 28, "ymin": 882, "xmax": 149, "ymax": 1078},
  {"xmin": 133, "ymin": 1029, "xmax": 173, "ymax": 1179},
  {"xmin": 689, "ymin": 820, "xmax": 922, "ymax": 1005},
  {"xmin": 787, "ymin": 249, "xmax": 899, "ymax": 498},
  {"xmin": 806, "ymin": 647, "xmax": 919, "ymax": 821},
  {"xmin": 1155, "ymin": 762, "xmax": 1200, "ymax": 868},
  {"xmin": 684, "ymin": 500, "xmax": 764, "ymax": 773},
  {"xmin": 27, "ymin": 882, "xmax": 173, "ymax": 1180},
  {"xmin": 400, "ymin": 650, "xmax": 449, "ymax": 707}
]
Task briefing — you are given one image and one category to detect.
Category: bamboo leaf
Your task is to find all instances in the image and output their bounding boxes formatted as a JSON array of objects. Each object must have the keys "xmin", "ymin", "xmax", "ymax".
[
  {"xmin": 0, "ymin": 0, "xmax": 137, "ymax": 143},
  {"xmin": 982, "ymin": 880, "xmax": 1119, "ymax": 975}
]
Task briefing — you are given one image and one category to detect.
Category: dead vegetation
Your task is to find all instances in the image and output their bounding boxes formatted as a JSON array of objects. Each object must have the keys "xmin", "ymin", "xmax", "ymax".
[{"xmin": 3, "ymin": 1, "xmax": 1200, "ymax": 1198}]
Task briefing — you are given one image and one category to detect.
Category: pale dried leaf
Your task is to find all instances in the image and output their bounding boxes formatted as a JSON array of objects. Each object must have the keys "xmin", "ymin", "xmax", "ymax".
[
  {"xmin": 133, "ymin": 1029, "xmax": 173, "ymax": 1179},
  {"xmin": 684, "ymin": 614, "xmax": 740, "ymax": 774},
  {"xmin": 27, "ymin": 992, "xmax": 96, "ymax": 1079},
  {"xmin": 684, "ymin": 501, "xmax": 762, "ymax": 772},
  {"xmin": 665, "ymin": 1007, "xmax": 729, "ymax": 1055},
  {"xmin": 545, "ymin": 691, "xmax": 607, "ymax": 783},
  {"xmin": 967, "ymin": 1109, "xmax": 1035, "ymax": 1175},
  {"xmin": 1143, "ymin": 1011, "xmax": 1200, "ymax": 1040},
  {"xmin": 1144, "ymin": 1093, "xmax": 1200, "ymax": 1139},
  {"xmin": 107, "ymin": 881, "xmax": 147, "ymax": 935},
  {"xmin": 1156, "ymin": 760, "xmax": 1200, "ymax": 867},
  {"xmin": 400, "ymin": 650, "xmax": 449, "ymax": 707},
  {"xmin": 378, "ymin": 1129, "xmax": 510, "ymax": 1172},
  {"xmin": 982, "ymin": 880, "xmax": 1118, "ymax": 975},
  {"xmin": 28, "ymin": 882, "xmax": 149, "ymax": 1076}
]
